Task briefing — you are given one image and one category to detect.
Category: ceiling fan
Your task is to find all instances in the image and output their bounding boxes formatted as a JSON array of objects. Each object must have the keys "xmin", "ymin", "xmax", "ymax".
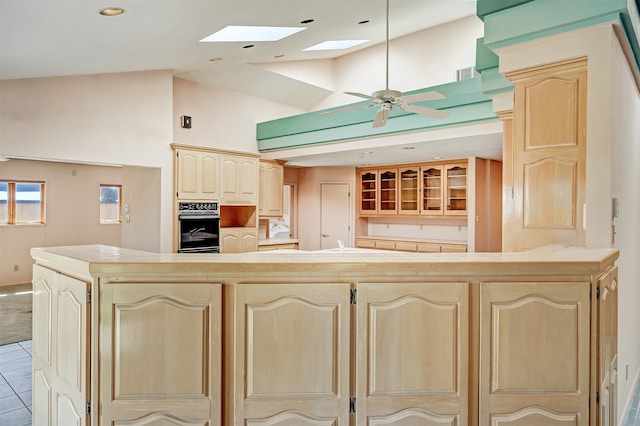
[{"xmin": 322, "ymin": 0, "xmax": 449, "ymax": 128}]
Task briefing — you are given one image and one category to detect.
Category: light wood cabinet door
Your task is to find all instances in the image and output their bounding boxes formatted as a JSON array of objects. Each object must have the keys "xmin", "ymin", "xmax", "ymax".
[
  {"xmin": 598, "ymin": 267, "xmax": 618, "ymax": 426},
  {"xmin": 221, "ymin": 154, "xmax": 259, "ymax": 204},
  {"xmin": 444, "ymin": 163, "xmax": 468, "ymax": 216},
  {"xmin": 32, "ymin": 265, "xmax": 89, "ymax": 426},
  {"xmin": 175, "ymin": 149, "xmax": 220, "ymax": 200},
  {"xmin": 378, "ymin": 168, "xmax": 398, "ymax": 215},
  {"xmin": 258, "ymin": 161, "xmax": 284, "ymax": 217},
  {"xmin": 220, "ymin": 228, "xmax": 258, "ymax": 253},
  {"xmin": 228, "ymin": 283, "xmax": 351, "ymax": 425},
  {"xmin": 506, "ymin": 58, "xmax": 587, "ymax": 251},
  {"xmin": 355, "ymin": 282, "xmax": 469, "ymax": 426},
  {"xmin": 358, "ymin": 170, "xmax": 378, "ymax": 215},
  {"xmin": 421, "ymin": 165, "xmax": 444, "ymax": 216},
  {"xmin": 100, "ymin": 283, "xmax": 221, "ymax": 425},
  {"xmin": 479, "ymin": 281, "xmax": 590, "ymax": 425},
  {"xmin": 399, "ymin": 167, "xmax": 419, "ymax": 214}
]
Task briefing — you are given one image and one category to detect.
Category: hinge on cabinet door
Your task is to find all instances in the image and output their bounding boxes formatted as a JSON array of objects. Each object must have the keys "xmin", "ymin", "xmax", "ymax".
[
  {"xmin": 596, "ymin": 391, "xmax": 600, "ymax": 404},
  {"xmin": 350, "ymin": 289, "xmax": 357, "ymax": 304},
  {"xmin": 86, "ymin": 292, "xmax": 91, "ymax": 303},
  {"xmin": 596, "ymin": 287, "xmax": 601, "ymax": 300},
  {"xmin": 349, "ymin": 397, "xmax": 356, "ymax": 413},
  {"xmin": 87, "ymin": 402, "xmax": 91, "ymax": 415}
]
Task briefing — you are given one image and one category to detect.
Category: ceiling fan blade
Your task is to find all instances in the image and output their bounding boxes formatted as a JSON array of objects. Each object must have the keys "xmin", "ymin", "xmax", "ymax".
[
  {"xmin": 372, "ymin": 106, "xmax": 390, "ymax": 128},
  {"xmin": 321, "ymin": 103, "xmax": 376, "ymax": 116},
  {"xmin": 345, "ymin": 91, "xmax": 379, "ymax": 101},
  {"xmin": 399, "ymin": 103, "xmax": 449, "ymax": 119},
  {"xmin": 398, "ymin": 90, "xmax": 446, "ymax": 103}
]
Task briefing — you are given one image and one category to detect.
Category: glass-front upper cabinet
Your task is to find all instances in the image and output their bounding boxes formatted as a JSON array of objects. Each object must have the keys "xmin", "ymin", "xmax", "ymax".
[
  {"xmin": 359, "ymin": 170, "xmax": 378, "ymax": 215},
  {"xmin": 421, "ymin": 165, "xmax": 443, "ymax": 215},
  {"xmin": 399, "ymin": 167, "xmax": 419, "ymax": 214},
  {"xmin": 378, "ymin": 168, "xmax": 398, "ymax": 215},
  {"xmin": 445, "ymin": 164, "xmax": 467, "ymax": 215}
]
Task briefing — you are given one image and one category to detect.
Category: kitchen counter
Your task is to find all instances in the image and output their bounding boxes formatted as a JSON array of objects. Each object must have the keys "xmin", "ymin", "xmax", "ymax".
[{"xmin": 30, "ymin": 244, "xmax": 618, "ymax": 425}]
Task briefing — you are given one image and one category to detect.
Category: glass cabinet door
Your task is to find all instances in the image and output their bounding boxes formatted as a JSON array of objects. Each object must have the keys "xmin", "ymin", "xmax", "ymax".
[
  {"xmin": 359, "ymin": 170, "xmax": 378, "ymax": 215},
  {"xmin": 421, "ymin": 165, "xmax": 443, "ymax": 215},
  {"xmin": 399, "ymin": 167, "xmax": 419, "ymax": 214},
  {"xmin": 378, "ymin": 169, "xmax": 397, "ymax": 214},
  {"xmin": 445, "ymin": 164, "xmax": 467, "ymax": 215}
]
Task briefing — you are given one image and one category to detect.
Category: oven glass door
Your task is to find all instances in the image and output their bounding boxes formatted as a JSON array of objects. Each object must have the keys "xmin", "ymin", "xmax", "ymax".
[{"xmin": 178, "ymin": 215, "xmax": 220, "ymax": 253}]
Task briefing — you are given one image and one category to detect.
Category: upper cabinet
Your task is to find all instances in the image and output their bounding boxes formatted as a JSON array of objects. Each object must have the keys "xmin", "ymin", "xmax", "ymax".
[
  {"xmin": 258, "ymin": 160, "xmax": 284, "ymax": 217},
  {"xmin": 358, "ymin": 160, "xmax": 467, "ymax": 217},
  {"xmin": 174, "ymin": 148, "xmax": 220, "ymax": 200},
  {"xmin": 220, "ymin": 154, "xmax": 259, "ymax": 205}
]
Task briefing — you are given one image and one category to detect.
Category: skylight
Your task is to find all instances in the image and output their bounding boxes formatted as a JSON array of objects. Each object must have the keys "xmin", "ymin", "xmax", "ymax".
[
  {"xmin": 303, "ymin": 40, "xmax": 369, "ymax": 51},
  {"xmin": 200, "ymin": 26, "xmax": 306, "ymax": 42}
]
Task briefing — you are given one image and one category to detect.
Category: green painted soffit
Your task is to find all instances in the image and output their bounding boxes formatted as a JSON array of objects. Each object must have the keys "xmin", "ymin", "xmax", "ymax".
[
  {"xmin": 479, "ymin": 0, "xmax": 640, "ymax": 74},
  {"xmin": 476, "ymin": 0, "xmax": 535, "ymax": 21},
  {"xmin": 256, "ymin": 78, "xmax": 497, "ymax": 152}
]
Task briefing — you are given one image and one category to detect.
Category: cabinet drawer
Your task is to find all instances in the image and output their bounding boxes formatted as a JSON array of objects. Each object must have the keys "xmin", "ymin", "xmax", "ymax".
[
  {"xmin": 417, "ymin": 243, "xmax": 442, "ymax": 253},
  {"xmin": 356, "ymin": 239, "xmax": 376, "ymax": 249},
  {"xmin": 375, "ymin": 241, "xmax": 396, "ymax": 251},
  {"xmin": 395, "ymin": 242, "xmax": 418, "ymax": 252},
  {"xmin": 440, "ymin": 244, "xmax": 467, "ymax": 253}
]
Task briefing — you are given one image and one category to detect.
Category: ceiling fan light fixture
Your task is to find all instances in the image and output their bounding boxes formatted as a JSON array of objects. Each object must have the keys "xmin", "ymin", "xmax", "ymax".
[{"xmin": 98, "ymin": 7, "xmax": 125, "ymax": 16}]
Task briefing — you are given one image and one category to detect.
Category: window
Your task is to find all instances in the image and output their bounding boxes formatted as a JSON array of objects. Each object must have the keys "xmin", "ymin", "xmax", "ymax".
[
  {"xmin": 0, "ymin": 181, "xmax": 45, "ymax": 225},
  {"xmin": 100, "ymin": 185, "xmax": 122, "ymax": 224}
]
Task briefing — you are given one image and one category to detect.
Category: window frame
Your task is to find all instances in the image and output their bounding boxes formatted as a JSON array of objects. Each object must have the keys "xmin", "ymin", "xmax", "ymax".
[
  {"xmin": 99, "ymin": 184, "xmax": 123, "ymax": 224},
  {"xmin": 0, "ymin": 180, "xmax": 46, "ymax": 225}
]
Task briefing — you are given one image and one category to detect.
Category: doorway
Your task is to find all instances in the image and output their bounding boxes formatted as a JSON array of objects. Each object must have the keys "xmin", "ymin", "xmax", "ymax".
[{"xmin": 320, "ymin": 183, "xmax": 351, "ymax": 250}]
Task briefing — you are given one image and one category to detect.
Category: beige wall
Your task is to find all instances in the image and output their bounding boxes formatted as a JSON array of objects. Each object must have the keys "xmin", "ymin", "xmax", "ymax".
[
  {"xmin": 294, "ymin": 167, "xmax": 355, "ymax": 251},
  {"xmin": 0, "ymin": 159, "xmax": 123, "ymax": 285}
]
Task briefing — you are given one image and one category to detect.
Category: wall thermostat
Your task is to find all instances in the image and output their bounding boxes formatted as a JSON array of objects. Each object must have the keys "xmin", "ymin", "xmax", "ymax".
[{"xmin": 181, "ymin": 115, "xmax": 192, "ymax": 129}]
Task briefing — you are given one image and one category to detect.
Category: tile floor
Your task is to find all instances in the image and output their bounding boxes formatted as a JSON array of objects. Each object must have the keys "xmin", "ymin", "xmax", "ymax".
[
  {"xmin": 0, "ymin": 338, "xmax": 640, "ymax": 425},
  {"xmin": 0, "ymin": 340, "xmax": 32, "ymax": 426}
]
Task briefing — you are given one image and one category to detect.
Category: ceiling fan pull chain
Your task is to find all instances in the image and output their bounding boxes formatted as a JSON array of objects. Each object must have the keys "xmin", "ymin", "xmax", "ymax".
[{"xmin": 385, "ymin": 0, "xmax": 390, "ymax": 91}]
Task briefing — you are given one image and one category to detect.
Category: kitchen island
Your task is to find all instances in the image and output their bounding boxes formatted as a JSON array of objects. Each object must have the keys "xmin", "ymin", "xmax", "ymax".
[{"xmin": 31, "ymin": 244, "xmax": 618, "ymax": 425}]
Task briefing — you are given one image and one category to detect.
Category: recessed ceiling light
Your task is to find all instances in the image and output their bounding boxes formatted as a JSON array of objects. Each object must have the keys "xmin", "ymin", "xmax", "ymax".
[
  {"xmin": 209, "ymin": 57, "xmax": 223, "ymax": 62},
  {"xmin": 362, "ymin": 151, "xmax": 373, "ymax": 155},
  {"xmin": 433, "ymin": 156, "xmax": 444, "ymax": 160},
  {"xmin": 242, "ymin": 44, "xmax": 255, "ymax": 49},
  {"xmin": 402, "ymin": 146, "xmax": 415, "ymax": 150},
  {"xmin": 274, "ymin": 54, "xmax": 285, "ymax": 58},
  {"xmin": 358, "ymin": 20, "xmax": 370, "ymax": 25},
  {"xmin": 200, "ymin": 25, "xmax": 305, "ymax": 42},
  {"xmin": 300, "ymin": 19, "xmax": 315, "ymax": 24},
  {"xmin": 303, "ymin": 40, "xmax": 369, "ymax": 51},
  {"xmin": 98, "ymin": 7, "xmax": 125, "ymax": 16}
]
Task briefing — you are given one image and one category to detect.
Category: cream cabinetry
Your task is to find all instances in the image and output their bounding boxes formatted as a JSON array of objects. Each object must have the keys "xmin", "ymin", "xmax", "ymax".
[
  {"xmin": 224, "ymin": 283, "xmax": 351, "ymax": 425},
  {"xmin": 258, "ymin": 160, "xmax": 283, "ymax": 217},
  {"xmin": 355, "ymin": 282, "xmax": 469, "ymax": 425},
  {"xmin": 174, "ymin": 148, "xmax": 220, "ymax": 200},
  {"xmin": 100, "ymin": 283, "xmax": 221, "ymax": 424},
  {"xmin": 358, "ymin": 160, "xmax": 467, "ymax": 217},
  {"xmin": 220, "ymin": 153, "xmax": 259, "ymax": 204},
  {"xmin": 356, "ymin": 237, "xmax": 467, "ymax": 253},
  {"xmin": 31, "ymin": 245, "xmax": 618, "ymax": 426},
  {"xmin": 32, "ymin": 265, "xmax": 89, "ymax": 426},
  {"xmin": 220, "ymin": 227, "xmax": 258, "ymax": 253}
]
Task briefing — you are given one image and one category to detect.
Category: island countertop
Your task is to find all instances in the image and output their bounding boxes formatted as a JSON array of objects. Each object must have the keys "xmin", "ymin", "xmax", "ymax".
[{"xmin": 30, "ymin": 243, "xmax": 619, "ymax": 281}]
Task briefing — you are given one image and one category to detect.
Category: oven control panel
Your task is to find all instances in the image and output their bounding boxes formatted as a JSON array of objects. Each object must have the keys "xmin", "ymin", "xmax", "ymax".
[{"xmin": 178, "ymin": 202, "xmax": 219, "ymax": 215}]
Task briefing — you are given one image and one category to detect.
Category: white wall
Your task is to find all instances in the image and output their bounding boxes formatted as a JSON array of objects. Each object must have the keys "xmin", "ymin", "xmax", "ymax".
[
  {"xmin": 611, "ymin": 33, "xmax": 640, "ymax": 421},
  {"xmin": 0, "ymin": 159, "xmax": 122, "ymax": 285}
]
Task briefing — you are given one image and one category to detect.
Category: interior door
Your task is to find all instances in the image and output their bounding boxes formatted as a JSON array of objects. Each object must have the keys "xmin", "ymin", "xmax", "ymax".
[{"xmin": 320, "ymin": 183, "xmax": 351, "ymax": 250}]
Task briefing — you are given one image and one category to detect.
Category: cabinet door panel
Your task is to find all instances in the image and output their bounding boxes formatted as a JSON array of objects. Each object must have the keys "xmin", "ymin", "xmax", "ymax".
[
  {"xmin": 356, "ymin": 282, "xmax": 469, "ymax": 425},
  {"xmin": 479, "ymin": 282, "xmax": 590, "ymax": 424},
  {"xmin": 101, "ymin": 283, "xmax": 221, "ymax": 425},
  {"xmin": 233, "ymin": 284, "xmax": 350, "ymax": 424}
]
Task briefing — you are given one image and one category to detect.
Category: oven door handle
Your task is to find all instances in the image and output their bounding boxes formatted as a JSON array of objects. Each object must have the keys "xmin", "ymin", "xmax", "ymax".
[{"xmin": 178, "ymin": 214, "xmax": 220, "ymax": 220}]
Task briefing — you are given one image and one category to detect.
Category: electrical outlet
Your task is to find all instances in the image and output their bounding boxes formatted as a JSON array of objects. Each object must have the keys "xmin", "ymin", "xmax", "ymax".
[
  {"xmin": 13, "ymin": 265, "xmax": 18, "ymax": 272},
  {"xmin": 386, "ymin": 223, "xmax": 390, "ymax": 229}
]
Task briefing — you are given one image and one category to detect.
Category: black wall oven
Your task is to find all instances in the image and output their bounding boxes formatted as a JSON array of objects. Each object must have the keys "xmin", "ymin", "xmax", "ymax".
[{"xmin": 177, "ymin": 202, "xmax": 220, "ymax": 253}]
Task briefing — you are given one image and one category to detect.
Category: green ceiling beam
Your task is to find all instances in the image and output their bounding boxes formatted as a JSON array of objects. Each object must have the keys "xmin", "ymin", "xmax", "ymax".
[{"xmin": 257, "ymin": 78, "xmax": 498, "ymax": 152}]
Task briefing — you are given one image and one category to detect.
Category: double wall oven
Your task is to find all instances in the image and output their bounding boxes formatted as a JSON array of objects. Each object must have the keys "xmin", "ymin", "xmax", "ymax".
[{"xmin": 177, "ymin": 202, "xmax": 220, "ymax": 253}]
